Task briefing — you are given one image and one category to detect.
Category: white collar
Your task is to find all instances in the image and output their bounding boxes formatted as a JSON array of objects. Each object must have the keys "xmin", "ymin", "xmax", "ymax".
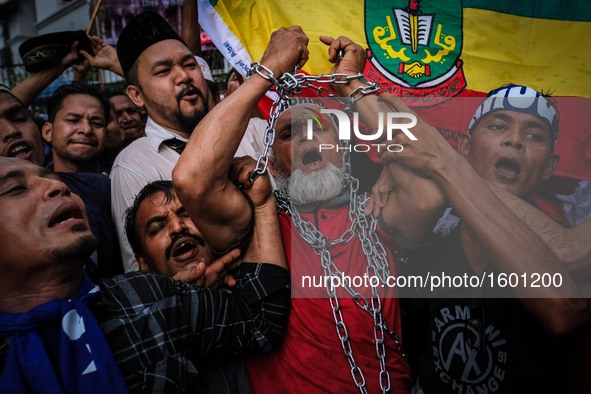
[{"xmin": 144, "ymin": 117, "xmax": 189, "ymax": 151}]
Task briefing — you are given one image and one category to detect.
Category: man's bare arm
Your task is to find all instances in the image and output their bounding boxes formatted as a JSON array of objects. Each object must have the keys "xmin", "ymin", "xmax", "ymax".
[
  {"xmin": 172, "ymin": 26, "xmax": 309, "ymax": 252},
  {"xmin": 181, "ymin": 0, "xmax": 201, "ymax": 55},
  {"xmin": 490, "ymin": 183, "xmax": 591, "ymax": 273},
  {"xmin": 232, "ymin": 157, "xmax": 287, "ymax": 269},
  {"xmin": 12, "ymin": 42, "xmax": 82, "ymax": 106},
  {"xmin": 386, "ymin": 97, "xmax": 589, "ymax": 335},
  {"xmin": 316, "ymin": 36, "xmax": 447, "ymax": 241}
]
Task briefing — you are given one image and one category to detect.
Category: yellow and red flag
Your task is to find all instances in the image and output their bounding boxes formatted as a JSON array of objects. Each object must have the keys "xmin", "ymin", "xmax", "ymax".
[{"xmin": 199, "ymin": 0, "xmax": 591, "ymax": 180}]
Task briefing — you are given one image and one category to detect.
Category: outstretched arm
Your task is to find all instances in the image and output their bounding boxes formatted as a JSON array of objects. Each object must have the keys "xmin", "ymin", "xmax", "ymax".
[
  {"xmin": 172, "ymin": 26, "xmax": 309, "ymax": 252},
  {"xmin": 489, "ymin": 183, "xmax": 591, "ymax": 273},
  {"xmin": 386, "ymin": 97, "xmax": 590, "ymax": 335},
  {"xmin": 12, "ymin": 41, "xmax": 82, "ymax": 106},
  {"xmin": 79, "ymin": 35, "xmax": 123, "ymax": 77},
  {"xmin": 181, "ymin": 0, "xmax": 201, "ymax": 55},
  {"xmin": 318, "ymin": 36, "xmax": 447, "ymax": 241}
]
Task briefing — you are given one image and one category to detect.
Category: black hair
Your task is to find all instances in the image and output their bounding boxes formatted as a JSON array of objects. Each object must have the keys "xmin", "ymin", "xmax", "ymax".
[
  {"xmin": 224, "ymin": 68, "xmax": 244, "ymax": 89},
  {"xmin": 206, "ymin": 79, "xmax": 220, "ymax": 103},
  {"xmin": 106, "ymin": 90, "xmax": 129, "ymax": 99},
  {"xmin": 126, "ymin": 61, "xmax": 140, "ymax": 87},
  {"xmin": 46, "ymin": 82, "xmax": 111, "ymax": 125},
  {"xmin": 124, "ymin": 180, "xmax": 176, "ymax": 254}
]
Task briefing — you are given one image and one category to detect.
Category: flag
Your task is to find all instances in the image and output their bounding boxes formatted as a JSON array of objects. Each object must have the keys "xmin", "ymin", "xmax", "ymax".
[
  {"xmin": 199, "ymin": 3, "xmax": 590, "ymax": 390},
  {"xmin": 199, "ymin": 0, "xmax": 591, "ymax": 181}
]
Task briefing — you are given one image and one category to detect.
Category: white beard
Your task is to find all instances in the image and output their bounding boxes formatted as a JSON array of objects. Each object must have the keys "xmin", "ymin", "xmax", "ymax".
[{"xmin": 275, "ymin": 163, "xmax": 346, "ymax": 205}]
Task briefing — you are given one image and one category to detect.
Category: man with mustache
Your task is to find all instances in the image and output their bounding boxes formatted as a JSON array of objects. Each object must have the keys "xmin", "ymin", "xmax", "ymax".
[
  {"xmin": 109, "ymin": 11, "xmax": 210, "ymax": 272},
  {"xmin": 124, "ymin": 179, "xmax": 252, "ymax": 289},
  {"xmin": 109, "ymin": 11, "xmax": 287, "ymax": 272},
  {"xmin": 124, "ymin": 173, "xmax": 285, "ymax": 393},
  {"xmin": 0, "ymin": 157, "xmax": 290, "ymax": 393},
  {"xmin": 107, "ymin": 91, "xmax": 145, "ymax": 147}
]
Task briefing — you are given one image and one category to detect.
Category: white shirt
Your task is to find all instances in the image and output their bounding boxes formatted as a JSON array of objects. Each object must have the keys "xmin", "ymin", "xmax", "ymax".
[
  {"xmin": 110, "ymin": 116, "xmax": 268, "ymax": 272},
  {"xmin": 235, "ymin": 117, "xmax": 268, "ymax": 159}
]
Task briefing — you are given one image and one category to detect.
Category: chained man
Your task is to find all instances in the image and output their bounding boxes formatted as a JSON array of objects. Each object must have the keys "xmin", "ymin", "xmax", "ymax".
[{"xmin": 173, "ymin": 29, "xmax": 412, "ymax": 393}]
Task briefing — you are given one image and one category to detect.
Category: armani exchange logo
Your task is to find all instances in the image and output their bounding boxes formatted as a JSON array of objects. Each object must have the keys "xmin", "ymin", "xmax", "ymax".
[{"xmin": 431, "ymin": 305, "xmax": 508, "ymax": 394}]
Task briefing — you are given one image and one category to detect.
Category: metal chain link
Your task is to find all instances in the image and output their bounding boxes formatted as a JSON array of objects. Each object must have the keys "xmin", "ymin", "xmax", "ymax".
[
  {"xmin": 248, "ymin": 62, "xmax": 377, "ymax": 182},
  {"xmin": 254, "ymin": 61, "xmax": 404, "ymax": 393},
  {"xmin": 278, "ymin": 182, "xmax": 407, "ymax": 393}
]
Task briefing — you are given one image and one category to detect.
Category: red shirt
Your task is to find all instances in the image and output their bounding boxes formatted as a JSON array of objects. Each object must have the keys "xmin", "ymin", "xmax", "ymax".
[{"xmin": 247, "ymin": 207, "xmax": 412, "ymax": 394}]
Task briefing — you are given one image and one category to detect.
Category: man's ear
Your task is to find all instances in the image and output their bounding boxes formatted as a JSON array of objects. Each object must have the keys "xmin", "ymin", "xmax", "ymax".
[
  {"xmin": 136, "ymin": 254, "xmax": 150, "ymax": 272},
  {"xmin": 41, "ymin": 122, "xmax": 53, "ymax": 144},
  {"xmin": 543, "ymin": 154, "xmax": 560, "ymax": 180},
  {"xmin": 457, "ymin": 133, "xmax": 471, "ymax": 159},
  {"xmin": 126, "ymin": 85, "xmax": 144, "ymax": 108},
  {"xmin": 268, "ymin": 159, "xmax": 277, "ymax": 178}
]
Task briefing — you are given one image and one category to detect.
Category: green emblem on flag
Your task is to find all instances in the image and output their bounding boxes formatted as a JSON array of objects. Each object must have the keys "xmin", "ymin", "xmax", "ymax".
[{"xmin": 365, "ymin": 0, "xmax": 465, "ymax": 98}]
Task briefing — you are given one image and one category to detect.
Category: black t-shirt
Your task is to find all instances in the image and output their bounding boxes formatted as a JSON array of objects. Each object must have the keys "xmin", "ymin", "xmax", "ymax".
[
  {"xmin": 58, "ymin": 172, "xmax": 123, "ymax": 279},
  {"xmin": 399, "ymin": 226, "xmax": 573, "ymax": 394}
]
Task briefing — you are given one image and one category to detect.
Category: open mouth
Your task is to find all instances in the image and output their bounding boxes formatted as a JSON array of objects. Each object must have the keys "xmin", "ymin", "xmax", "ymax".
[
  {"xmin": 169, "ymin": 234, "xmax": 205, "ymax": 260},
  {"xmin": 301, "ymin": 149, "xmax": 322, "ymax": 167},
  {"xmin": 495, "ymin": 158, "xmax": 521, "ymax": 179},
  {"xmin": 48, "ymin": 202, "xmax": 83, "ymax": 228},
  {"xmin": 178, "ymin": 85, "xmax": 199, "ymax": 101},
  {"xmin": 7, "ymin": 141, "xmax": 33, "ymax": 159},
  {"xmin": 172, "ymin": 240, "xmax": 196, "ymax": 257}
]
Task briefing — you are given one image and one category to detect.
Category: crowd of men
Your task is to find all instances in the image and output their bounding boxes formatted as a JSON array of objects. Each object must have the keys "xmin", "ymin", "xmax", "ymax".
[{"xmin": 0, "ymin": 5, "xmax": 590, "ymax": 394}]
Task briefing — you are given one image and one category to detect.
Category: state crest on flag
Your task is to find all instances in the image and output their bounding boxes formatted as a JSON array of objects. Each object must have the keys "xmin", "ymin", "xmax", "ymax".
[{"xmin": 365, "ymin": 0, "xmax": 466, "ymax": 104}]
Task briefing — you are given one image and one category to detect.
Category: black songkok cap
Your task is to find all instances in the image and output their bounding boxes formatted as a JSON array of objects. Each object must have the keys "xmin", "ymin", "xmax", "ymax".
[
  {"xmin": 18, "ymin": 30, "xmax": 93, "ymax": 73},
  {"xmin": 117, "ymin": 12, "xmax": 186, "ymax": 78}
]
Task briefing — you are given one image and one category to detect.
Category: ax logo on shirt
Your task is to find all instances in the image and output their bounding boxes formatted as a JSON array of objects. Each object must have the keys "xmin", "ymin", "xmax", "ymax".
[{"xmin": 431, "ymin": 304, "xmax": 508, "ymax": 393}]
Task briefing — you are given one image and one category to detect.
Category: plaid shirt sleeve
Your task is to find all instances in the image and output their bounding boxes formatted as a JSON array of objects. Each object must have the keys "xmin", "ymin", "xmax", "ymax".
[{"xmin": 95, "ymin": 262, "xmax": 290, "ymax": 392}]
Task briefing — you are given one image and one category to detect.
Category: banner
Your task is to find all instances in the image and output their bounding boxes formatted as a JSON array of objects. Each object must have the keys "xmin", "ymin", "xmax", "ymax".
[{"xmin": 199, "ymin": 0, "xmax": 591, "ymax": 181}]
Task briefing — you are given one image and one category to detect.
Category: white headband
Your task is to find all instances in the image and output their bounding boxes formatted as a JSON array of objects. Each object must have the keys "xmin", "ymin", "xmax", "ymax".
[{"xmin": 469, "ymin": 84, "xmax": 559, "ymax": 145}]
